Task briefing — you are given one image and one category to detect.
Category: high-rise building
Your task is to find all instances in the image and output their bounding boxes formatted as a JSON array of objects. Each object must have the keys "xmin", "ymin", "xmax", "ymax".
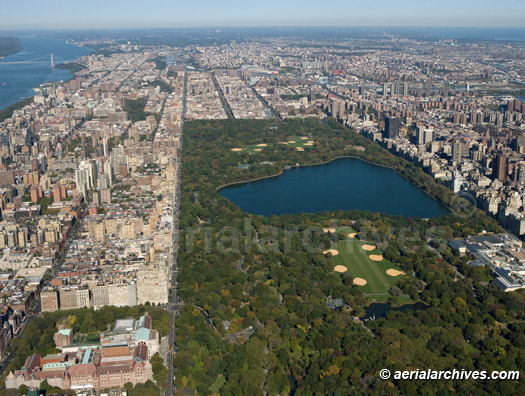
[
  {"xmin": 392, "ymin": 82, "xmax": 399, "ymax": 95},
  {"xmin": 103, "ymin": 160, "xmax": 113, "ymax": 187},
  {"xmin": 512, "ymin": 135, "xmax": 525, "ymax": 153},
  {"xmin": 424, "ymin": 129, "xmax": 434, "ymax": 144},
  {"xmin": 518, "ymin": 164, "xmax": 525, "ymax": 184},
  {"xmin": 452, "ymin": 140, "xmax": 463, "ymax": 164},
  {"xmin": 102, "ymin": 137, "xmax": 109, "ymax": 157},
  {"xmin": 402, "ymin": 83, "xmax": 409, "ymax": 96},
  {"xmin": 493, "ymin": 153, "xmax": 508, "ymax": 181},
  {"xmin": 384, "ymin": 117, "xmax": 400, "ymax": 139},
  {"xmin": 52, "ymin": 185, "xmax": 65, "ymax": 202},
  {"xmin": 415, "ymin": 126, "xmax": 425, "ymax": 145},
  {"xmin": 101, "ymin": 188, "xmax": 111, "ymax": 204},
  {"xmin": 93, "ymin": 190, "xmax": 101, "ymax": 206},
  {"xmin": 75, "ymin": 168, "xmax": 90, "ymax": 196},
  {"xmin": 41, "ymin": 288, "xmax": 59, "ymax": 312}
]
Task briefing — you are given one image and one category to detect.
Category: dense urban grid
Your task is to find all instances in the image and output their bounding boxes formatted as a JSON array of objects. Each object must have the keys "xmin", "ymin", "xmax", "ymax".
[{"xmin": 0, "ymin": 30, "xmax": 524, "ymax": 395}]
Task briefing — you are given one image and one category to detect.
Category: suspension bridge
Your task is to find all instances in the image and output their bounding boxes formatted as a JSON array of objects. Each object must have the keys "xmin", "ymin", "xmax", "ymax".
[{"xmin": 0, "ymin": 53, "xmax": 73, "ymax": 67}]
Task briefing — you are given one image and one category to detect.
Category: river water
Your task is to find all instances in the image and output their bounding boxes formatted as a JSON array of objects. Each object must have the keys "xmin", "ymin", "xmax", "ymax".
[{"xmin": 0, "ymin": 36, "xmax": 92, "ymax": 110}]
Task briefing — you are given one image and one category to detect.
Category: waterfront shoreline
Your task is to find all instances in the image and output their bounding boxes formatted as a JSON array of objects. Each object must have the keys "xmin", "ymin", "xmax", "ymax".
[
  {"xmin": 0, "ymin": 36, "xmax": 22, "ymax": 58},
  {"xmin": 0, "ymin": 36, "xmax": 91, "ymax": 110},
  {"xmin": 0, "ymin": 96, "xmax": 34, "ymax": 122}
]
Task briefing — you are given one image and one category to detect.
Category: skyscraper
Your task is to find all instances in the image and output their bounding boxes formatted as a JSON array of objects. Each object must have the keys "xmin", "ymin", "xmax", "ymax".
[
  {"xmin": 518, "ymin": 163, "xmax": 525, "ymax": 184},
  {"xmin": 384, "ymin": 117, "xmax": 400, "ymax": 139},
  {"xmin": 102, "ymin": 137, "xmax": 109, "ymax": 157},
  {"xmin": 492, "ymin": 153, "xmax": 508, "ymax": 181},
  {"xmin": 392, "ymin": 82, "xmax": 399, "ymax": 95},
  {"xmin": 452, "ymin": 140, "xmax": 462, "ymax": 164},
  {"xmin": 402, "ymin": 83, "xmax": 408, "ymax": 96},
  {"xmin": 424, "ymin": 129, "xmax": 434, "ymax": 144},
  {"xmin": 415, "ymin": 126, "xmax": 425, "ymax": 145}
]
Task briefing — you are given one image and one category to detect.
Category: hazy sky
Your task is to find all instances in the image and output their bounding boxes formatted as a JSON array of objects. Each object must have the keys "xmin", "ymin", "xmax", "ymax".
[{"xmin": 1, "ymin": 0, "xmax": 524, "ymax": 30}]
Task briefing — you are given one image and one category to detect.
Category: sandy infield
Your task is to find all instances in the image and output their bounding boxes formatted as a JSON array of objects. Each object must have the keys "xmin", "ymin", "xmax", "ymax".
[
  {"xmin": 334, "ymin": 265, "xmax": 347, "ymax": 273},
  {"xmin": 348, "ymin": 233, "xmax": 356, "ymax": 238},
  {"xmin": 231, "ymin": 148, "xmax": 243, "ymax": 152},
  {"xmin": 254, "ymin": 149, "xmax": 262, "ymax": 152},
  {"xmin": 353, "ymin": 278, "xmax": 367, "ymax": 286},
  {"xmin": 322, "ymin": 249, "xmax": 339, "ymax": 256},
  {"xmin": 386, "ymin": 269, "xmax": 406, "ymax": 277},
  {"xmin": 369, "ymin": 254, "xmax": 383, "ymax": 261},
  {"xmin": 296, "ymin": 147, "xmax": 304, "ymax": 151},
  {"xmin": 323, "ymin": 227, "xmax": 336, "ymax": 233},
  {"xmin": 362, "ymin": 244, "xmax": 376, "ymax": 251},
  {"xmin": 256, "ymin": 143, "xmax": 267, "ymax": 147}
]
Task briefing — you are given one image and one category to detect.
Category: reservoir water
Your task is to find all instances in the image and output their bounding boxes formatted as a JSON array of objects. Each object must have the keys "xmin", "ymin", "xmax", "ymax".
[
  {"xmin": 0, "ymin": 36, "xmax": 92, "ymax": 110},
  {"xmin": 220, "ymin": 157, "xmax": 449, "ymax": 218}
]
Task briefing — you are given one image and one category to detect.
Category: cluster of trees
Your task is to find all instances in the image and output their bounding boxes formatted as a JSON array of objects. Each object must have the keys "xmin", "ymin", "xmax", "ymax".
[
  {"xmin": 0, "ymin": 97, "xmax": 34, "ymax": 122},
  {"xmin": 174, "ymin": 118, "xmax": 524, "ymax": 395},
  {"xmin": 147, "ymin": 56, "xmax": 167, "ymax": 70},
  {"xmin": 279, "ymin": 94, "xmax": 307, "ymax": 101},
  {"xmin": 123, "ymin": 98, "xmax": 151, "ymax": 123},
  {"xmin": 55, "ymin": 62, "xmax": 86, "ymax": 74},
  {"xmin": 146, "ymin": 79, "xmax": 173, "ymax": 94},
  {"xmin": 0, "ymin": 37, "xmax": 22, "ymax": 57}
]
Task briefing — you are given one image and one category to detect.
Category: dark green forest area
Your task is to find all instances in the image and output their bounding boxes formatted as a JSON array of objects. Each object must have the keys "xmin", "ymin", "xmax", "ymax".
[
  {"xmin": 175, "ymin": 118, "xmax": 524, "ymax": 395},
  {"xmin": 0, "ymin": 97, "xmax": 34, "ymax": 122},
  {"xmin": 0, "ymin": 37, "xmax": 22, "ymax": 57}
]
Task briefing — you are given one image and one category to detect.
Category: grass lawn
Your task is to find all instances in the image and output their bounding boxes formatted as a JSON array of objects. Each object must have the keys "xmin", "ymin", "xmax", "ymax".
[
  {"xmin": 232, "ymin": 136, "xmax": 314, "ymax": 153},
  {"xmin": 280, "ymin": 136, "xmax": 315, "ymax": 149},
  {"xmin": 244, "ymin": 143, "xmax": 268, "ymax": 153},
  {"xmin": 326, "ymin": 228, "xmax": 408, "ymax": 297},
  {"xmin": 209, "ymin": 374, "xmax": 226, "ymax": 393},
  {"xmin": 231, "ymin": 143, "xmax": 269, "ymax": 153}
]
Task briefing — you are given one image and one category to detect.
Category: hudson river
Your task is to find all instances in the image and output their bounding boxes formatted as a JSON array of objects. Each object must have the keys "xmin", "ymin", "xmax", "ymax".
[
  {"xmin": 220, "ymin": 157, "xmax": 449, "ymax": 218},
  {"xmin": 0, "ymin": 36, "xmax": 91, "ymax": 110}
]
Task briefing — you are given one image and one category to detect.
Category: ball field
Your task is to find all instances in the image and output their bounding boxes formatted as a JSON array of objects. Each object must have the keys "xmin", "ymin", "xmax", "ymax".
[
  {"xmin": 232, "ymin": 137, "xmax": 315, "ymax": 154},
  {"xmin": 279, "ymin": 136, "xmax": 315, "ymax": 150},
  {"xmin": 231, "ymin": 143, "xmax": 268, "ymax": 153},
  {"xmin": 323, "ymin": 227, "xmax": 407, "ymax": 299}
]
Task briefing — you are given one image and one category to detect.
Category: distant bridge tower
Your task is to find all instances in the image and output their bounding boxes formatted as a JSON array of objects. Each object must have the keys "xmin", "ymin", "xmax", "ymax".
[{"xmin": 50, "ymin": 53, "xmax": 54, "ymax": 68}]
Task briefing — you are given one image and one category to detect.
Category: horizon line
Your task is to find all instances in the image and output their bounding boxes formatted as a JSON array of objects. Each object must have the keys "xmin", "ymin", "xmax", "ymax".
[{"xmin": 1, "ymin": 25, "xmax": 525, "ymax": 32}]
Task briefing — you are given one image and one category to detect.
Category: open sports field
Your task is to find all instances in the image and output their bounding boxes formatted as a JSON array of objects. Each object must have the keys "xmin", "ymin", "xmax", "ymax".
[
  {"xmin": 324, "ymin": 228, "xmax": 407, "ymax": 298},
  {"xmin": 231, "ymin": 143, "xmax": 269, "ymax": 153},
  {"xmin": 231, "ymin": 137, "xmax": 315, "ymax": 154},
  {"xmin": 279, "ymin": 136, "xmax": 315, "ymax": 149}
]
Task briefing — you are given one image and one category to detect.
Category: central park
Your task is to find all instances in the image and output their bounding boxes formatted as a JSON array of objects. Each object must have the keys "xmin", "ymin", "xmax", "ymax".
[{"xmin": 170, "ymin": 118, "xmax": 523, "ymax": 395}]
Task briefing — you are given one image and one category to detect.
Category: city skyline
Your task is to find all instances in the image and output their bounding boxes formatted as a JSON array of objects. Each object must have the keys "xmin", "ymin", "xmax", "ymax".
[{"xmin": 1, "ymin": 0, "xmax": 525, "ymax": 30}]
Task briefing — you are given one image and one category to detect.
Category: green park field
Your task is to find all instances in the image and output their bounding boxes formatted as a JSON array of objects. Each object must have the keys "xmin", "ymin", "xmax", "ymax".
[
  {"xmin": 280, "ymin": 136, "xmax": 315, "ymax": 150},
  {"xmin": 325, "ymin": 228, "xmax": 409, "ymax": 301},
  {"xmin": 231, "ymin": 136, "xmax": 315, "ymax": 154}
]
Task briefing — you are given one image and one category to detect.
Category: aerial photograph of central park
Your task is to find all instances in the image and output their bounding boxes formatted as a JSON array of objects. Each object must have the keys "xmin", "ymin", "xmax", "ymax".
[{"xmin": 0, "ymin": 0, "xmax": 523, "ymax": 395}]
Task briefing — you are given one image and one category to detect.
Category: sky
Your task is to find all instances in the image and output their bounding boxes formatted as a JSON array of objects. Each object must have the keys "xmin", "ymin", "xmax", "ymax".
[{"xmin": 1, "ymin": 0, "xmax": 524, "ymax": 30}]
